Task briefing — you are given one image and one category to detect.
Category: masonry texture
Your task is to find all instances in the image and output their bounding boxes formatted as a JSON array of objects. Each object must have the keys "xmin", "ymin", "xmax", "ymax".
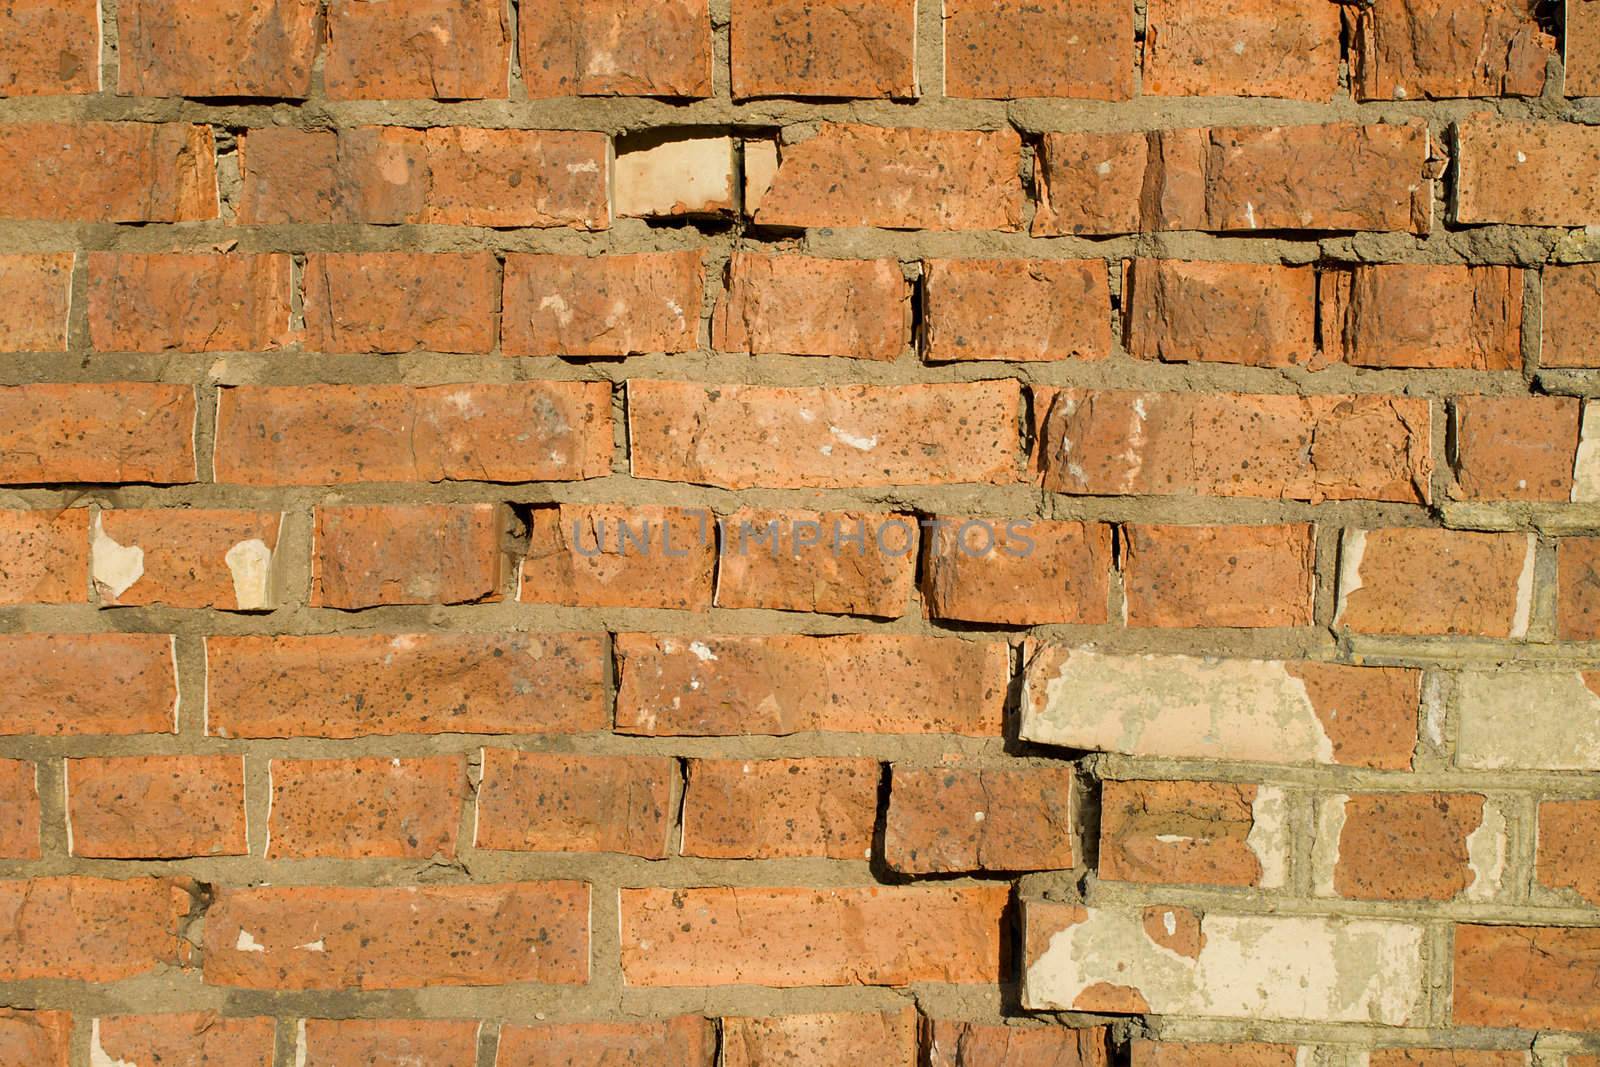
[{"xmin": 1, "ymin": 0, "xmax": 1600, "ymax": 1064}]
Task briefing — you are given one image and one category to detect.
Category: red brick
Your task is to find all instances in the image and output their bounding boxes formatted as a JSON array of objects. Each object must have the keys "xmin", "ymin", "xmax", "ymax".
[
  {"xmin": 0, "ymin": 122, "xmax": 217, "ymax": 221},
  {"xmin": 1124, "ymin": 524, "xmax": 1315, "ymax": 629},
  {"xmin": 928, "ymin": 1020, "xmax": 1111, "ymax": 1067},
  {"xmin": 1331, "ymin": 793, "xmax": 1485, "ymax": 901},
  {"xmin": 724, "ymin": 1010, "xmax": 917, "ymax": 1066},
  {"xmin": 945, "ymin": 0, "xmax": 1131, "ymax": 99},
  {"xmin": 1131, "ymin": 1041, "xmax": 1297, "ymax": 1067},
  {"xmin": 924, "ymin": 258, "xmax": 1111, "ymax": 362},
  {"xmin": 1572, "ymin": 0, "xmax": 1600, "ymax": 96},
  {"xmin": 1543, "ymin": 264, "xmax": 1600, "ymax": 367},
  {"xmin": 1348, "ymin": 0, "xmax": 1552, "ymax": 100},
  {"xmin": 1538, "ymin": 799, "xmax": 1600, "ymax": 903},
  {"xmin": 67, "ymin": 755, "xmax": 246, "ymax": 859},
  {"xmin": 298, "ymin": 1019, "xmax": 480, "ymax": 1067},
  {"xmin": 216, "ymin": 382, "xmax": 610, "ymax": 485},
  {"xmin": 118, "ymin": 0, "xmax": 319, "ymax": 97},
  {"xmin": 681, "ymin": 757, "xmax": 879, "ymax": 860},
  {"xmin": 614, "ymin": 633, "xmax": 1008, "ymax": 736},
  {"xmin": 94, "ymin": 1014, "xmax": 275, "ymax": 1067},
  {"xmin": 303, "ymin": 252, "xmax": 498, "ymax": 354},
  {"xmin": 714, "ymin": 252, "xmax": 908, "ymax": 360},
  {"xmin": 0, "ymin": 508, "xmax": 87, "ymax": 605},
  {"xmin": 205, "ymin": 632, "xmax": 606, "ymax": 738},
  {"xmin": 205, "ymin": 883, "xmax": 589, "ymax": 989},
  {"xmin": 1559, "ymin": 537, "xmax": 1600, "ymax": 640},
  {"xmin": 0, "ymin": 633, "xmax": 177, "ymax": 736},
  {"xmin": 475, "ymin": 750, "xmax": 675, "ymax": 857},
  {"xmin": 1124, "ymin": 260, "xmax": 1317, "ymax": 368},
  {"xmin": 1336, "ymin": 528, "xmax": 1534, "ymax": 637},
  {"xmin": 520, "ymin": 504, "xmax": 715, "ymax": 611},
  {"xmin": 324, "ymin": 0, "xmax": 507, "ymax": 99},
  {"xmin": 0, "ymin": 760, "xmax": 39, "ymax": 860},
  {"xmin": 628, "ymin": 379, "xmax": 1023, "ymax": 489},
  {"xmin": 0, "ymin": 253, "xmax": 72, "ymax": 351},
  {"xmin": 1452, "ymin": 395, "xmax": 1579, "ymax": 501},
  {"xmin": 268, "ymin": 757, "xmax": 465, "ymax": 859},
  {"xmin": 503, "ymin": 251, "xmax": 704, "ymax": 357},
  {"xmin": 1319, "ymin": 264, "xmax": 1523, "ymax": 370},
  {"xmin": 0, "ymin": 0, "xmax": 98, "ymax": 94},
  {"xmin": 1369, "ymin": 1053, "xmax": 1530, "ymax": 1067},
  {"xmin": 498, "ymin": 1017, "xmax": 714, "ymax": 1067},
  {"xmin": 0, "ymin": 876, "xmax": 193, "ymax": 982},
  {"xmin": 313, "ymin": 503, "xmax": 505, "ymax": 608},
  {"xmin": 0, "ymin": 382, "xmax": 195, "ymax": 485},
  {"xmin": 1033, "ymin": 388, "xmax": 1432, "ymax": 504},
  {"xmin": 1453, "ymin": 925, "xmax": 1600, "ymax": 1029},
  {"xmin": 1100, "ymin": 780, "xmax": 1269, "ymax": 887},
  {"xmin": 92, "ymin": 508, "xmax": 281, "ymax": 609},
  {"xmin": 921, "ymin": 517, "xmax": 1111, "ymax": 626},
  {"xmin": 620, "ymin": 885, "xmax": 1007, "ymax": 986},
  {"xmin": 752, "ymin": 125, "xmax": 1025, "ymax": 231},
  {"xmin": 1031, "ymin": 132, "xmax": 1149, "ymax": 235},
  {"xmin": 731, "ymin": 0, "xmax": 915, "ymax": 98},
  {"xmin": 87, "ymin": 253, "xmax": 291, "ymax": 353},
  {"xmin": 1143, "ymin": 0, "xmax": 1340, "ymax": 99},
  {"xmin": 520, "ymin": 0, "xmax": 711, "ymax": 97},
  {"xmin": 0, "ymin": 1010, "xmax": 67, "ymax": 1067},
  {"xmin": 885, "ymin": 762, "xmax": 1075, "ymax": 874},
  {"xmin": 715, "ymin": 506, "xmax": 917, "ymax": 617},
  {"xmin": 237, "ymin": 126, "xmax": 608, "ymax": 228},
  {"xmin": 1454, "ymin": 117, "xmax": 1600, "ymax": 226}
]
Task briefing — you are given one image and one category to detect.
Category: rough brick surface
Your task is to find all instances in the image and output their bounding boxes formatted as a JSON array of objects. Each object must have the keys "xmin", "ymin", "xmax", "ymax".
[
  {"xmin": 267, "ymin": 757, "xmax": 465, "ymax": 859},
  {"xmin": 924, "ymin": 258, "xmax": 1112, "ymax": 362},
  {"xmin": 1558, "ymin": 537, "xmax": 1600, "ymax": 639},
  {"xmin": 475, "ymin": 750, "xmax": 676, "ymax": 857},
  {"xmin": 1322, "ymin": 793, "xmax": 1488, "ymax": 901},
  {"xmin": 1123, "ymin": 524, "xmax": 1316, "ymax": 629},
  {"xmin": 0, "ymin": 123, "xmax": 217, "ymax": 221},
  {"xmin": 67, "ymin": 755, "xmax": 247, "ymax": 858},
  {"xmin": 1455, "ymin": 117, "xmax": 1600, "ymax": 225},
  {"xmin": 927, "ymin": 1020, "xmax": 1111, "ymax": 1067},
  {"xmin": 715, "ymin": 506, "xmax": 917, "ymax": 617},
  {"xmin": 1451, "ymin": 395, "xmax": 1579, "ymax": 501},
  {"xmin": 94, "ymin": 1014, "xmax": 275, "ymax": 1067},
  {"xmin": 499, "ymin": 1017, "xmax": 714, "ymax": 1066},
  {"xmin": 1347, "ymin": 0, "xmax": 1553, "ymax": 100},
  {"xmin": 0, "ymin": 877, "xmax": 193, "ymax": 982},
  {"xmin": 682, "ymin": 757, "xmax": 879, "ymax": 859},
  {"xmin": 1336, "ymin": 528, "xmax": 1535, "ymax": 637},
  {"xmin": 921, "ymin": 517, "xmax": 1111, "ymax": 625},
  {"xmin": 1453, "ymin": 925, "xmax": 1600, "ymax": 1029},
  {"xmin": 0, "ymin": 0, "xmax": 99, "ymax": 95},
  {"xmin": 715, "ymin": 253, "xmax": 908, "ymax": 359},
  {"xmin": 88, "ymin": 253, "xmax": 293, "ymax": 353},
  {"xmin": 521, "ymin": 504, "xmax": 716, "ymax": 611},
  {"xmin": 1320, "ymin": 264, "xmax": 1524, "ymax": 370},
  {"xmin": 945, "ymin": 0, "xmax": 1132, "ymax": 99},
  {"xmin": 504, "ymin": 251, "xmax": 704, "ymax": 357},
  {"xmin": 1536, "ymin": 799, "xmax": 1600, "ymax": 903},
  {"xmin": 0, "ymin": 760, "xmax": 40, "ymax": 860},
  {"xmin": 885, "ymin": 763, "xmax": 1075, "ymax": 873},
  {"xmin": 93, "ymin": 508, "xmax": 282, "ymax": 609},
  {"xmin": 731, "ymin": 0, "xmax": 916, "ymax": 99},
  {"xmin": 519, "ymin": 0, "xmax": 711, "ymax": 97},
  {"xmin": 0, "ymin": 1010, "xmax": 68, "ymax": 1067},
  {"xmin": 1542, "ymin": 264, "xmax": 1600, "ymax": 366},
  {"xmin": 297, "ymin": 1019, "xmax": 480, "ymax": 1067},
  {"xmin": 302, "ymin": 252, "xmax": 499, "ymax": 354},
  {"xmin": 1124, "ymin": 260, "xmax": 1317, "ymax": 368},
  {"xmin": 724, "ymin": 1010, "xmax": 917, "ymax": 1066},
  {"xmin": 0, "ymin": 508, "xmax": 87, "ymax": 605},
  {"xmin": 0, "ymin": 383, "xmax": 196, "ymax": 485},
  {"xmin": 0, "ymin": 633, "xmax": 177, "ymax": 736},
  {"xmin": 312, "ymin": 503, "xmax": 504, "ymax": 608},
  {"xmin": 118, "ymin": 0, "xmax": 320, "ymax": 97},
  {"xmin": 0, "ymin": 253, "xmax": 73, "ymax": 351},
  {"xmin": 323, "ymin": 0, "xmax": 509, "ymax": 100},
  {"xmin": 1143, "ymin": 0, "xmax": 1341, "ymax": 100},
  {"xmin": 1099, "ymin": 780, "xmax": 1278, "ymax": 888},
  {"xmin": 1572, "ymin": 0, "xmax": 1600, "ymax": 95}
]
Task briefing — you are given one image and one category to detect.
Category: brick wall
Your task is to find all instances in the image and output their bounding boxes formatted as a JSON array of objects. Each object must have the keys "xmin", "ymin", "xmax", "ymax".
[{"xmin": 0, "ymin": 0, "xmax": 1598, "ymax": 1063}]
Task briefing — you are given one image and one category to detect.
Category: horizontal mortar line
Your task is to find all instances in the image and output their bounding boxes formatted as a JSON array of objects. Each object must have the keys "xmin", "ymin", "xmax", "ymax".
[{"xmin": 1071, "ymin": 886, "xmax": 1600, "ymax": 926}]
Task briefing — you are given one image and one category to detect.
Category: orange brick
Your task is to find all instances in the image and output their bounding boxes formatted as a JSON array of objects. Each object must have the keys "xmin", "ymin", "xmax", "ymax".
[
  {"xmin": 1574, "ymin": 0, "xmax": 1600, "ymax": 96},
  {"xmin": 615, "ymin": 633, "xmax": 1008, "ymax": 736},
  {"xmin": 1124, "ymin": 524, "xmax": 1316, "ymax": 629},
  {"xmin": 302, "ymin": 253, "xmax": 498, "ymax": 354},
  {"xmin": 1454, "ymin": 925, "xmax": 1600, "ymax": 1029},
  {"xmin": 1454, "ymin": 118, "xmax": 1600, "ymax": 226},
  {"xmin": 929, "ymin": 1021, "xmax": 1112, "ymax": 1067},
  {"xmin": 714, "ymin": 253, "xmax": 908, "ymax": 360},
  {"xmin": 681, "ymin": 757, "xmax": 879, "ymax": 860},
  {"xmin": 0, "ymin": 122, "xmax": 217, "ymax": 221},
  {"xmin": 520, "ymin": 0, "xmax": 711, "ymax": 97},
  {"xmin": 885, "ymin": 763, "xmax": 1075, "ymax": 874},
  {"xmin": 0, "ymin": 760, "xmax": 39, "ymax": 860},
  {"xmin": 945, "ymin": 0, "xmax": 1132, "ymax": 99},
  {"xmin": 67, "ymin": 755, "xmax": 246, "ymax": 859},
  {"xmin": 205, "ymin": 632, "xmax": 607, "ymax": 738},
  {"xmin": 520, "ymin": 504, "xmax": 716, "ymax": 611},
  {"xmin": 204, "ymin": 883, "xmax": 589, "ymax": 989},
  {"xmin": 87, "ymin": 253, "xmax": 292, "ymax": 353},
  {"xmin": 118, "ymin": 0, "xmax": 319, "ymax": 96},
  {"xmin": 0, "ymin": 0, "xmax": 98, "ymax": 94},
  {"xmin": 1124, "ymin": 260, "xmax": 1317, "ymax": 368},
  {"xmin": 1131, "ymin": 1040, "xmax": 1298, "ymax": 1067},
  {"xmin": 0, "ymin": 1010, "xmax": 68, "ymax": 1067},
  {"xmin": 215, "ymin": 382, "xmax": 610, "ymax": 485},
  {"xmin": 475, "ymin": 750, "xmax": 675, "ymax": 857},
  {"xmin": 313, "ymin": 503, "xmax": 505, "ymax": 609},
  {"xmin": 1319, "ymin": 264, "xmax": 1523, "ymax": 370},
  {"xmin": 298, "ymin": 1019, "xmax": 480, "ymax": 1067},
  {"xmin": 498, "ymin": 1017, "xmax": 715, "ymax": 1067},
  {"xmin": 324, "ymin": 0, "xmax": 508, "ymax": 99},
  {"xmin": 0, "ymin": 508, "xmax": 87, "ymax": 605},
  {"xmin": 620, "ymin": 885, "xmax": 1007, "ymax": 986},
  {"xmin": 503, "ymin": 251, "xmax": 704, "ymax": 357},
  {"xmin": 1100, "ymin": 780, "xmax": 1269, "ymax": 887},
  {"xmin": 1031, "ymin": 131, "xmax": 1148, "ymax": 236},
  {"xmin": 923, "ymin": 258, "xmax": 1112, "ymax": 362},
  {"xmin": 0, "ymin": 383, "xmax": 196, "ymax": 485},
  {"xmin": 724, "ymin": 1010, "xmax": 917, "ymax": 1066},
  {"xmin": 1559, "ymin": 537, "xmax": 1600, "ymax": 640},
  {"xmin": 1336, "ymin": 528, "xmax": 1534, "ymax": 637},
  {"xmin": 0, "ymin": 253, "xmax": 72, "ymax": 351},
  {"xmin": 1144, "ymin": 0, "xmax": 1340, "ymax": 99},
  {"xmin": 731, "ymin": 0, "xmax": 915, "ymax": 98},
  {"xmin": 921, "ymin": 517, "xmax": 1111, "ymax": 626},
  {"xmin": 94, "ymin": 1014, "xmax": 275, "ymax": 1067},
  {"xmin": 268, "ymin": 757, "xmax": 465, "ymax": 859},
  {"xmin": 1348, "ymin": 0, "xmax": 1552, "ymax": 100},
  {"xmin": 0, "ymin": 633, "xmax": 177, "ymax": 736},
  {"xmin": 0, "ymin": 876, "xmax": 193, "ymax": 982},
  {"xmin": 1452, "ymin": 396, "xmax": 1579, "ymax": 501},
  {"xmin": 715, "ymin": 507, "xmax": 917, "ymax": 617},
  {"xmin": 1330, "ymin": 793, "xmax": 1486, "ymax": 901},
  {"xmin": 1542, "ymin": 263, "xmax": 1600, "ymax": 367},
  {"xmin": 1369, "ymin": 1053, "xmax": 1530, "ymax": 1067},
  {"xmin": 1537, "ymin": 799, "xmax": 1600, "ymax": 904},
  {"xmin": 92, "ymin": 508, "xmax": 282, "ymax": 609}
]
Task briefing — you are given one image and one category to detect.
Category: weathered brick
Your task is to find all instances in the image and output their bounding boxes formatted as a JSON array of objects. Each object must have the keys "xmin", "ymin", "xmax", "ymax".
[
  {"xmin": 1318, "ymin": 793, "xmax": 1493, "ymax": 901},
  {"xmin": 1537, "ymin": 799, "xmax": 1600, "ymax": 904},
  {"xmin": 1572, "ymin": 0, "xmax": 1600, "ymax": 96},
  {"xmin": 620, "ymin": 885, "xmax": 1007, "ymax": 986},
  {"xmin": 0, "ymin": 122, "xmax": 217, "ymax": 221},
  {"xmin": 1123, "ymin": 523, "xmax": 1316, "ymax": 629},
  {"xmin": 1347, "ymin": 0, "xmax": 1552, "ymax": 100},
  {"xmin": 730, "ymin": 0, "xmax": 916, "ymax": 98},
  {"xmin": 0, "ymin": 0, "xmax": 98, "ymax": 95},
  {"xmin": 215, "ymin": 382, "xmax": 610, "ymax": 485},
  {"xmin": 0, "ymin": 253, "xmax": 72, "ymax": 351},
  {"xmin": 714, "ymin": 252, "xmax": 908, "ymax": 360},
  {"xmin": 206, "ymin": 633, "xmax": 606, "ymax": 738},
  {"xmin": 615, "ymin": 633, "xmax": 1008, "ymax": 736},
  {"xmin": 520, "ymin": 0, "xmax": 711, "ymax": 97},
  {"xmin": 205, "ymin": 883, "xmax": 589, "ymax": 989},
  {"xmin": 1022, "ymin": 647, "xmax": 1420, "ymax": 769},
  {"xmin": 0, "ymin": 876, "xmax": 193, "ymax": 982},
  {"xmin": 303, "ymin": 253, "xmax": 498, "ymax": 354},
  {"xmin": 118, "ymin": 0, "xmax": 319, "ymax": 97},
  {"xmin": 297, "ymin": 1019, "xmax": 480, "ymax": 1067},
  {"xmin": 324, "ymin": 0, "xmax": 508, "ymax": 99},
  {"xmin": 1453, "ymin": 925, "xmax": 1600, "ymax": 1030},
  {"xmin": 715, "ymin": 507, "xmax": 917, "ymax": 617},
  {"xmin": 1031, "ymin": 132, "xmax": 1148, "ymax": 235},
  {"xmin": 1368, "ymin": 1053, "xmax": 1530, "ymax": 1067},
  {"xmin": 0, "ymin": 1010, "xmax": 68, "ymax": 1067},
  {"xmin": 520, "ymin": 504, "xmax": 715, "ymax": 611},
  {"xmin": 921, "ymin": 517, "xmax": 1111, "ymax": 626},
  {"xmin": 628, "ymin": 379, "xmax": 1023, "ymax": 489},
  {"xmin": 92, "ymin": 508, "xmax": 282, "ymax": 610},
  {"xmin": 0, "ymin": 383, "xmax": 195, "ymax": 485},
  {"xmin": 267, "ymin": 757, "xmax": 465, "ymax": 859},
  {"xmin": 1561, "ymin": 537, "xmax": 1600, "ymax": 640},
  {"xmin": 613, "ymin": 136, "xmax": 736, "ymax": 219},
  {"xmin": 1542, "ymin": 264, "xmax": 1600, "ymax": 366},
  {"xmin": 1143, "ymin": 0, "xmax": 1340, "ymax": 99},
  {"xmin": 0, "ymin": 760, "xmax": 39, "ymax": 860},
  {"xmin": 924, "ymin": 258, "xmax": 1112, "ymax": 362},
  {"xmin": 498, "ymin": 1017, "xmax": 715, "ymax": 1067},
  {"xmin": 1319, "ymin": 264, "xmax": 1523, "ymax": 370},
  {"xmin": 885, "ymin": 763, "xmax": 1074, "ymax": 874},
  {"xmin": 1033, "ymin": 387, "xmax": 1431, "ymax": 503},
  {"xmin": 724, "ymin": 1010, "xmax": 917, "ymax": 1066},
  {"xmin": 503, "ymin": 251, "xmax": 704, "ymax": 356},
  {"xmin": 1452, "ymin": 395, "xmax": 1578, "ymax": 501},
  {"xmin": 945, "ymin": 0, "xmax": 1131, "ymax": 99},
  {"xmin": 1124, "ymin": 260, "xmax": 1317, "ymax": 368},
  {"xmin": 681, "ymin": 757, "xmax": 879, "ymax": 860},
  {"xmin": 475, "ymin": 750, "xmax": 676, "ymax": 857},
  {"xmin": 87, "ymin": 252, "xmax": 292, "ymax": 353},
  {"xmin": 1099, "ymin": 780, "xmax": 1287, "ymax": 888},
  {"xmin": 0, "ymin": 508, "xmax": 87, "ymax": 605},
  {"xmin": 1024, "ymin": 903, "xmax": 1426, "ymax": 1023},
  {"xmin": 67, "ymin": 755, "xmax": 246, "ymax": 859},
  {"xmin": 237, "ymin": 126, "xmax": 608, "ymax": 228},
  {"xmin": 1130, "ymin": 1040, "xmax": 1298, "ymax": 1067},
  {"xmin": 1335, "ymin": 528, "xmax": 1535, "ymax": 637},
  {"xmin": 0, "ymin": 633, "xmax": 178, "ymax": 736},
  {"xmin": 93, "ymin": 1014, "xmax": 275, "ymax": 1067},
  {"xmin": 752, "ymin": 125, "xmax": 1025, "ymax": 231},
  {"xmin": 1454, "ymin": 117, "xmax": 1600, "ymax": 226},
  {"xmin": 1456, "ymin": 670, "xmax": 1600, "ymax": 769},
  {"xmin": 928, "ymin": 1020, "xmax": 1112, "ymax": 1067},
  {"xmin": 312, "ymin": 503, "xmax": 505, "ymax": 608}
]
